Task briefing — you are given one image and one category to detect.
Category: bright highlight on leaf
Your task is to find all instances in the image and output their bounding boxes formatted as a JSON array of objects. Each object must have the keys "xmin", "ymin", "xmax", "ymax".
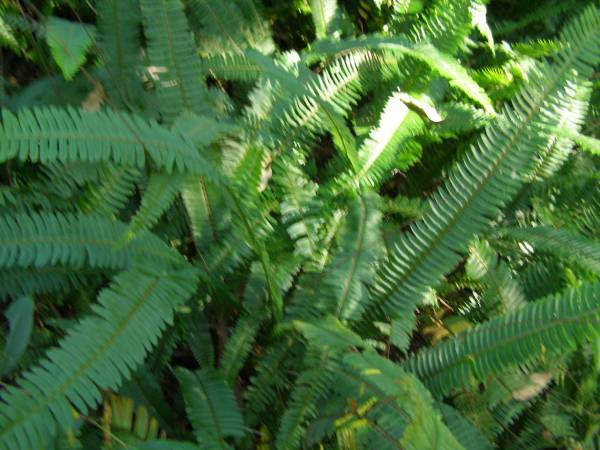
[{"xmin": 46, "ymin": 17, "xmax": 95, "ymax": 80}]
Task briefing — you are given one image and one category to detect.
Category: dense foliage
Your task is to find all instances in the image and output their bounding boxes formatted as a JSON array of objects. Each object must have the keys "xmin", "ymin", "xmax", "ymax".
[{"xmin": 1, "ymin": 0, "xmax": 600, "ymax": 449}]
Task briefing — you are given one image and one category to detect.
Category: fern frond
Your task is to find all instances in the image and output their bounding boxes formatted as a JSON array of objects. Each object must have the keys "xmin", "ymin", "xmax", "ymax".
[
  {"xmin": 181, "ymin": 168, "xmax": 231, "ymax": 252},
  {"xmin": 125, "ymin": 173, "xmax": 185, "ymax": 241},
  {"xmin": 0, "ymin": 212, "xmax": 183, "ymax": 269},
  {"xmin": 502, "ymin": 226, "xmax": 600, "ymax": 274},
  {"xmin": 220, "ymin": 315, "xmax": 260, "ymax": 386},
  {"xmin": 307, "ymin": 36, "xmax": 494, "ymax": 112},
  {"xmin": 434, "ymin": 102, "xmax": 492, "ymax": 137},
  {"xmin": 219, "ymin": 261, "xmax": 284, "ymax": 385},
  {"xmin": 188, "ymin": 0, "xmax": 273, "ymax": 54},
  {"xmin": 319, "ymin": 195, "xmax": 383, "ymax": 322},
  {"xmin": 405, "ymin": 282, "xmax": 600, "ymax": 397},
  {"xmin": 363, "ymin": 6, "xmax": 600, "ymax": 326},
  {"xmin": 530, "ymin": 82, "xmax": 592, "ymax": 180},
  {"xmin": 34, "ymin": 161, "xmax": 107, "ymax": 201},
  {"xmin": 243, "ymin": 337, "xmax": 298, "ymax": 427},
  {"xmin": 0, "ymin": 265, "xmax": 198, "ymax": 450},
  {"xmin": 466, "ymin": 239, "xmax": 525, "ymax": 312},
  {"xmin": 0, "ymin": 107, "xmax": 219, "ymax": 177},
  {"xmin": 275, "ymin": 348, "xmax": 338, "ymax": 450},
  {"xmin": 311, "ymin": 0, "xmax": 338, "ymax": 40},
  {"xmin": 180, "ymin": 309, "xmax": 215, "ymax": 368},
  {"xmin": 233, "ymin": 0, "xmax": 274, "ymax": 53},
  {"xmin": 493, "ymin": 0, "xmax": 578, "ymax": 37},
  {"xmin": 513, "ymin": 39, "xmax": 563, "ymax": 58},
  {"xmin": 342, "ymin": 351, "xmax": 465, "ymax": 450},
  {"xmin": 439, "ymin": 404, "xmax": 494, "ymax": 450},
  {"xmin": 141, "ymin": 0, "xmax": 209, "ymax": 123},
  {"xmin": 268, "ymin": 51, "xmax": 379, "ymax": 162},
  {"xmin": 204, "ymin": 50, "xmax": 375, "ymax": 165},
  {"xmin": 555, "ymin": 126, "xmax": 600, "ymax": 155},
  {"xmin": 96, "ymin": 0, "xmax": 143, "ymax": 108},
  {"xmin": 409, "ymin": 0, "xmax": 475, "ymax": 56},
  {"xmin": 275, "ymin": 157, "xmax": 324, "ymax": 258},
  {"xmin": 81, "ymin": 164, "xmax": 141, "ymax": 217},
  {"xmin": 200, "ymin": 51, "xmax": 273, "ymax": 83},
  {"xmin": 0, "ymin": 267, "xmax": 92, "ymax": 299},
  {"xmin": 176, "ymin": 368, "xmax": 245, "ymax": 449},
  {"xmin": 519, "ymin": 259, "xmax": 567, "ymax": 300},
  {"xmin": 187, "ymin": 0, "xmax": 248, "ymax": 54}
]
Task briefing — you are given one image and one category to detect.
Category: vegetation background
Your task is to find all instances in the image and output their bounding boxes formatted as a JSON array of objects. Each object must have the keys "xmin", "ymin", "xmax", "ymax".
[{"xmin": 0, "ymin": 0, "xmax": 600, "ymax": 449}]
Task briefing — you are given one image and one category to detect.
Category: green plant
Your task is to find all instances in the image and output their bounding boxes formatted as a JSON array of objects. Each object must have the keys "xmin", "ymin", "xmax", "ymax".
[{"xmin": 0, "ymin": 0, "xmax": 599, "ymax": 449}]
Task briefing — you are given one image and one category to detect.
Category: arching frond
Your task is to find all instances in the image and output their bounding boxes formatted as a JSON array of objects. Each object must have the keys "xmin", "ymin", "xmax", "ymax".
[
  {"xmin": 318, "ymin": 195, "xmax": 383, "ymax": 321},
  {"xmin": 307, "ymin": 36, "xmax": 494, "ymax": 112},
  {"xmin": 0, "ymin": 107, "xmax": 219, "ymax": 177},
  {"xmin": 0, "ymin": 265, "xmax": 198, "ymax": 450},
  {"xmin": 0, "ymin": 212, "xmax": 183, "ymax": 269},
  {"xmin": 408, "ymin": 0, "xmax": 476, "ymax": 56},
  {"xmin": 502, "ymin": 226, "xmax": 600, "ymax": 274},
  {"xmin": 363, "ymin": 6, "xmax": 600, "ymax": 327},
  {"xmin": 405, "ymin": 282, "xmax": 600, "ymax": 397},
  {"xmin": 331, "ymin": 92, "xmax": 425, "ymax": 192}
]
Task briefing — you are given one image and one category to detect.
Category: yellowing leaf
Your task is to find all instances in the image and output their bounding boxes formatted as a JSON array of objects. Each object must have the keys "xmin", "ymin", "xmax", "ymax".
[{"xmin": 512, "ymin": 372, "xmax": 552, "ymax": 401}]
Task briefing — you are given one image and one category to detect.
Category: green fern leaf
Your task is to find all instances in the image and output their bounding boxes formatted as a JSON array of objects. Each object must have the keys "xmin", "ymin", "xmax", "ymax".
[
  {"xmin": 0, "ymin": 107, "xmax": 219, "ymax": 177},
  {"xmin": 0, "ymin": 264, "xmax": 198, "ymax": 450},
  {"xmin": 96, "ymin": 0, "xmax": 143, "ymax": 107},
  {"xmin": 408, "ymin": 0, "xmax": 476, "ymax": 56},
  {"xmin": 363, "ymin": 6, "xmax": 600, "ymax": 326},
  {"xmin": 466, "ymin": 239, "xmax": 525, "ymax": 312},
  {"xmin": 125, "ymin": 173, "xmax": 185, "ymax": 241},
  {"xmin": 332, "ymin": 92, "xmax": 425, "ymax": 192},
  {"xmin": 187, "ymin": 0, "xmax": 273, "ymax": 54},
  {"xmin": 555, "ymin": 126, "xmax": 600, "ymax": 155},
  {"xmin": 502, "ymin": 226, "xmax": 600, "ymax": 274},
  {"xmin": 405, "ymin": 282, "xmax": 600, "ymax": 397},
  {"xmin": 0, "ymin": 267, "xmax": 92, "ymax": 300},
  {"xmin": 82, "ymin": 165, "xmax": 141, "ymax": 217},
  {"xmin": 438, "ymin": 404, "xmax": 494, "ymax": 450},
  {"xmin": 176, "ymin": 368, "xmax": 245, "ymax": 449},
  {"xmin": 311, "ymin": 0, "xmax": 338, "ymax": 40},
  {"xmin": 243, "ymin": 337, "xmax": 298, "ymax": 427},
  {"xmin": 320, "ymin": 195, "xmax": 383, "ymax": 321},
  {"xmin": 340, "ymin": 351, "xmax": 465, "ymax": 450},
  {"xmin": 140, "ymin": 0, "xmax": 209, "ymax": 123},
  {"xmin": 276, "ymin": 348, "xmax": 338, "ymax": 450},
  {"xmin": 308, "ymin": 36, "xmax": 494, "ymax": 112},
  {"xmin": 0, "ymin": 212, "xmax": 183, "ymax": 269}
]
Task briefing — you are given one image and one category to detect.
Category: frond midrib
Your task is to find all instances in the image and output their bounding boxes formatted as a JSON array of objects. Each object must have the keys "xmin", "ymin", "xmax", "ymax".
[
  {"xmin": 0, "ymin": 275, "xmax": 161, "ymax": 440},
  {"xmin": 158, "ymin": 0, "xmax": 192, "ymax": 109},
  {"xmin": 374, "ymin": 26, "xmax": 596, "ymax": 313},
  {"xmin": 335, "ymin": 197, "xmax": 367, "ymax": 318},
  {"xmin": 0, "ymin": 235, "xmax": 177, "ymax": 264},
  {"xmin": 412, "ymin": 299, "xmax": 600, "ymax": 384}
]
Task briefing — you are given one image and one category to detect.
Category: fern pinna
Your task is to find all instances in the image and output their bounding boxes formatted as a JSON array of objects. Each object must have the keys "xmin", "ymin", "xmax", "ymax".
[{"xmin": 0, "ymin": 0, "xmax": 599, "ymax": 449}]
